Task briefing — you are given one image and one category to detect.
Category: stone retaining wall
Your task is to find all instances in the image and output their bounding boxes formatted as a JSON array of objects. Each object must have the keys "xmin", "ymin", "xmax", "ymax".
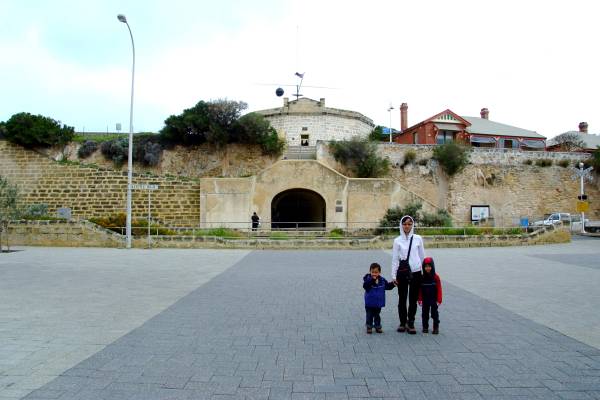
[{"xmin": 0, "ymin": 141, "xmax": 200, "ymax": 226}]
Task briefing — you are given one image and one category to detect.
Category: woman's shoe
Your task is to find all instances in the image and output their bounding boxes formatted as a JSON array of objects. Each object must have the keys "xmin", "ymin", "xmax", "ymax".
[
  {"xmin": 422, "ymin": 328, "xmax": 428, "ymax": 333},
  {"xmin": 366, "ymin": 327, "xmax": 373, "ymax": 334},
  {"xmin": 432, "ymin": 324, "xmax": 439, "ymax": 335},
  {"xmin": 375, "ymin": 327, "xmax": 383, "ymax": 333},
  {"xmin": 396, "ymin": 324, "xmax": 406, "ymax": 333},
  {"xmin": 407, "ymin": 322, "xmax": 417, "ymax": 335}
]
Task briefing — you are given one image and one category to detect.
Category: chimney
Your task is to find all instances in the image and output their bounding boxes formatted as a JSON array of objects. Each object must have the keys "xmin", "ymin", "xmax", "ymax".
[
  {"xmin": 283, "ymin": 97, "xmax": 289, "ymax": 107},
  {"xmin": 480, "ymin": 108, "xmax": 489, "ymax": 119},
  {"xmin": 579, "ymin": 122, "xmax": 588, "ymax": 133},
  {"xmin": 319, "ymin": 98, "xmax": 325, "ymax": 107},
  {"xmin": 400, "ymin": 103, "xmax": 408, "ymax": 131}
]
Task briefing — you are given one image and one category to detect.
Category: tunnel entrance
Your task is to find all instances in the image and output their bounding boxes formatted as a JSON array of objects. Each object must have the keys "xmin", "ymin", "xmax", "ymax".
[{"xmin": 271, "ymin": 189, "xmax": 326, "ymax": 230}]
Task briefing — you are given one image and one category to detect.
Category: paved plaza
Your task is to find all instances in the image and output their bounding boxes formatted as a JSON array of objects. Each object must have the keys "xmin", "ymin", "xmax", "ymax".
[{"xmin": 0, "ymin": 239, "xmax": 599, "ymax": 399}]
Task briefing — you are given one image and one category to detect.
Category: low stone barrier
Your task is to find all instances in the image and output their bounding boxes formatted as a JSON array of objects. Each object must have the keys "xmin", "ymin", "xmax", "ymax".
[
  {"xmin": 4, "ymin": 221, "xmax": 569, "ymax": 249},
  {"xmin": 5, "ymin": 220, "xmax": 124, "ymax": 248}
]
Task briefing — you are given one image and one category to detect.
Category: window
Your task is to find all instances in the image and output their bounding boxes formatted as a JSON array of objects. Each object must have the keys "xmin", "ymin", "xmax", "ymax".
[
  {"xmin": 436, "ymin": 131, "xmax": 454, "ymax": 144},
  {"xmin": 301, "ymin": 134, "xmax": 309, "ymax": 146}
]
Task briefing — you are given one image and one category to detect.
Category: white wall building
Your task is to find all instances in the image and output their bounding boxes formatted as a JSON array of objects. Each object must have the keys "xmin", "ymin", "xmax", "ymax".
[{"xmin": 255, "ymin": 97, "xmax": 375, "ymax": 147}]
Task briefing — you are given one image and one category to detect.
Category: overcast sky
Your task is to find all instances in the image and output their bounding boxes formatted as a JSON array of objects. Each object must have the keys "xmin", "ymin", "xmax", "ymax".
[{"xmin": 1, "ymin": 0, "xmax": 599, "ymax": 138}]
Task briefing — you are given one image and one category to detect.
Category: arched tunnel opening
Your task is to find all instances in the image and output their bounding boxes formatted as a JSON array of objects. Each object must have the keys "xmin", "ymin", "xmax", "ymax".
[{"xmin": 271, "ymin": 189, "xmax": 326, "ymax": 230}]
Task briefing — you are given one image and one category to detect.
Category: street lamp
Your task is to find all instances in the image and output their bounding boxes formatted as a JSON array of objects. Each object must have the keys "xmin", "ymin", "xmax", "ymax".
[
  {"xmin": 388, "ymin": 104, "xmax": 394, "ymax": 143},
  {"xmin": 117, "ymin": 14, "xmax": 135, "ymax": 248}
]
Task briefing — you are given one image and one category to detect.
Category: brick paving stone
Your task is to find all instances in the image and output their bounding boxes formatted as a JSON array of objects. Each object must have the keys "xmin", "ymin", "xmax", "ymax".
[{"xmin": 2, "ymin": 246, "xmax": 598, "ymax": 400}]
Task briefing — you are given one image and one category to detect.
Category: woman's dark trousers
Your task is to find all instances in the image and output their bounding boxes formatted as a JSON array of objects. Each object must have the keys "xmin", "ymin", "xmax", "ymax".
[
  {"xmin": 397, "ymin": 271, "xmax": 422, "ymax": 327},
  {"xmin": 365, "ymin": 306, "xmax": 382, "ymax": 328}
]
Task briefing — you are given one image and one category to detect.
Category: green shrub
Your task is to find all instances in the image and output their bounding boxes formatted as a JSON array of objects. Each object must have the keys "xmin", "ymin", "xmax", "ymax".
[
  {"xmin": 376, "ymin": 203, "xmax": 423, "ymax": 235},
  {"xmin": 368, "ymin": 126, "xmax": 385, "ymax": 141},
  {"xmin": 24, "ymin": 203, "xmax": 48, "ymax": 218},
  {"xmin": 100, "ymin": 137, "xmax": 128, "ymax": 165},
  {"xmin": 329, "ymin": 228, "xmax": 345, "ymax": 239},
  {"xmin": 402, "ymin": 149, "xmax": 417, "ymax": 167},
  {"xmin": 523, "ymin": 159, "xmax": 533, "ymax": 165},
  {"xmin": 1, "ymin": 112, "xmax": 74, "ymax": 148},
  {"xmin": 535, "ymin": 158, "xmax": 553, "ymax": 167},
  {"xmin": 420, "ymin": 209, "xmax": 452, "ymax": 227},
  {"xmin": 417, "ymin": 158, "xmax": 429, "ymax": 166},
  {"xmin": 432, "ymin": 143, "xmax": 470, "ymax": 176},
  {"xmin": 558, "ymin": 159, "xmax": 570, "ymax": 168},
  {"xmin": 78, "ymin": 140, "xmax": 98, "ymax": 159},
  {"xmin": 329, "ymin": 138, "xmax": 389, "ymax": 177},
  {"xmin": 587, "ymin": 146, "xmax": 600, "ymax": 174}
]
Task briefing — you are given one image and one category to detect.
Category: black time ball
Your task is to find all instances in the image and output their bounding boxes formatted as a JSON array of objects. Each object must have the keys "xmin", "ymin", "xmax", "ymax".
[{"xmin": 275, "ymin": 87, "xmax": 284, "ymax": 97}]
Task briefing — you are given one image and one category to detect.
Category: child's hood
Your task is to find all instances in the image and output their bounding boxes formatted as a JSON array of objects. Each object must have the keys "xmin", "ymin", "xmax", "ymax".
[{"xmin": 422, "ymin": 256, "xmax": 436, "ymax": 277}]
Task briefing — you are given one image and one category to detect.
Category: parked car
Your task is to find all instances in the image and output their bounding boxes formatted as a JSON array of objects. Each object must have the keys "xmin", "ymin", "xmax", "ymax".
[
  {"xmin": 571, "ymin": 215, "xmax": 600, "ymax": 233},
  {"xmin": 532, "ymin": 212, "xmax": 571, "ymax": 226}
]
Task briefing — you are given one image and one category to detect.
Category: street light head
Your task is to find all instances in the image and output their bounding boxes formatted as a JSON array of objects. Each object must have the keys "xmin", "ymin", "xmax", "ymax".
[
  {"xmin": 579, "ymin": 162, "xmax": 584, "ymax": 168},
  {"xmin": 117, "ymin": 14, "xmax": 127, "ymax": 23}
]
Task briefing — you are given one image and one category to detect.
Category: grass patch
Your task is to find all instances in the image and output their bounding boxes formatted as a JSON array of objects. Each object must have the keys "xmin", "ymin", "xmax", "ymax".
[
  {"xmin": 269, "ymin": 232, "xmax": 289, "ymax": 240},
  {"xmin": 72, "ymin": 134, "xmax": 125, "ymax": 144},
  {"xmin": 416, "ymin": 227, "xmax": 526, "ymax": 236},
  {"xmin": 185, "ymin": 228, "xmax": 243, "ymax": 238}
]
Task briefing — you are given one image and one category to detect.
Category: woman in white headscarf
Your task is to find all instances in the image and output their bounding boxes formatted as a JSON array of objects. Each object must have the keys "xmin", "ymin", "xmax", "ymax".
[{"xmin": 391, "ymin": 215, "xmax": 425, "ymax": 334}]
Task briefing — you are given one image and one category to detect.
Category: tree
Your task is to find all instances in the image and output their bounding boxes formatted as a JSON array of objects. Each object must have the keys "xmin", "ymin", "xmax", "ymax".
[
  {"xmin": 0, "ymin": 177, "xmax": 22, "ymax": 252},
  {"xmin": 588, "ymin": 146, "xmax": 600, "ymax": 174},
  {"xmin": 553, "ymin": 132, "xmax": 585, "ymax": 151},
  {"xmin": 159, "ymin": 99, "xmax": 247, "ymax": 146},
  {"xmin": 2, "ymin": 112, "xmax": 74, "ymax": 147},
  {"xmin": 432, "ymin": 142, "xmax": 470, "ymax": 176},
  {"xmin": 233, "ymin": 113, "xmax": 284, "ymax": 155},
  {"xmin": 368, "ymin": 125, "xmax": 385, "ymax": 142}
]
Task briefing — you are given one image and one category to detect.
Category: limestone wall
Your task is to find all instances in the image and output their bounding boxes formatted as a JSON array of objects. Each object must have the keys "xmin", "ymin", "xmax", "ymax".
[
  {"xmin": 316, "ymin": 141, "xmax": 600, "ymax": 225},
  {"xmin": 0, "ymin": 141, "xmax": 200, "ymax": 226},
  {"xmin": 2, "ymin": 138, "xmax": 598, "ymax": 232}
]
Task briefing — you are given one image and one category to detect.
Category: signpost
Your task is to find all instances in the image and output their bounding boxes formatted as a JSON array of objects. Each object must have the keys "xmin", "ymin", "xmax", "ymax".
[
  {"xmin": 571, "ymin": 163, "xmax": 594, "ymax": 233},
  {"xmin": 129, "ymin": 184, "xmax": 159, "ymax": 247}
]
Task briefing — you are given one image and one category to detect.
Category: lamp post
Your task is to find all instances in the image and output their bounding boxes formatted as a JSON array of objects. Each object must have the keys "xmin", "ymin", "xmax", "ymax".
[
  {"xmin": 117, "ymin": 14, "xmax": 135, "ymax": 249},
  {"xmin": 388, "ymin": 104, "xmax": 394, "ymax": 143}
]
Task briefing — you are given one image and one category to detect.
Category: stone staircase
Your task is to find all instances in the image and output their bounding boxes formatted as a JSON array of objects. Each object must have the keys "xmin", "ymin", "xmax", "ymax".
[{"xmin": 283, "ymin": 146, "xmax": 316, "ymax": 160}]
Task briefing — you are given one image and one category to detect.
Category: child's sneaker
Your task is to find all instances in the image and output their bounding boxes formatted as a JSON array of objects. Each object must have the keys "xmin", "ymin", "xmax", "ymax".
[
  {"xmin": 375, "ymin": 327, "xmax": 383, "ymax": 333},
  {"xmin": 366, "ymin": 327, "xmax": 373, "ymax": 334}
]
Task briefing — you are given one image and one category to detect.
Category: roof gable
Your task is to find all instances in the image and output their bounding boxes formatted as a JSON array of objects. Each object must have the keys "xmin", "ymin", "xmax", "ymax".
[{"xmin": 427, "ymin": 109, "xmax": 470, "ymax": 126}]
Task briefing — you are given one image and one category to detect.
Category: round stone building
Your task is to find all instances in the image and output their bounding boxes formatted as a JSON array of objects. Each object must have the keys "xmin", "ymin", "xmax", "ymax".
[{"xmin": 255, "ymin": 97, "xmax": 375, "ymax": 147}]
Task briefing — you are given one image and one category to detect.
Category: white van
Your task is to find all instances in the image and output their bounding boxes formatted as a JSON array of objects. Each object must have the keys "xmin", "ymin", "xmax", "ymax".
[{"xmin": 532, "ymin": 212, "xmax": 571, "ymax": 226}]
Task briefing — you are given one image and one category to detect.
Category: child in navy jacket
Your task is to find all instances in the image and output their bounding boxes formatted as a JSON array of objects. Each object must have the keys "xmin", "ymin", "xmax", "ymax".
[
  {"xmin": 418, "ymin": 257, "xmax": 443, "ymax": 334},
  {"xmin": 363, "ymin": 263, "xmax": 396, "ymax": 334}
]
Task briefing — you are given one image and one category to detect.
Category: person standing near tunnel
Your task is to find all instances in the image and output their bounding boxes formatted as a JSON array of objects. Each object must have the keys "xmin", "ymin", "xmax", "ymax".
[
  {"xmin": 391, "ymin": 215, "xmax": 425, "ymax": 334},
  {"xmin": 251, "ymin": 212, "xmax": 260, "ymax": 231}
]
